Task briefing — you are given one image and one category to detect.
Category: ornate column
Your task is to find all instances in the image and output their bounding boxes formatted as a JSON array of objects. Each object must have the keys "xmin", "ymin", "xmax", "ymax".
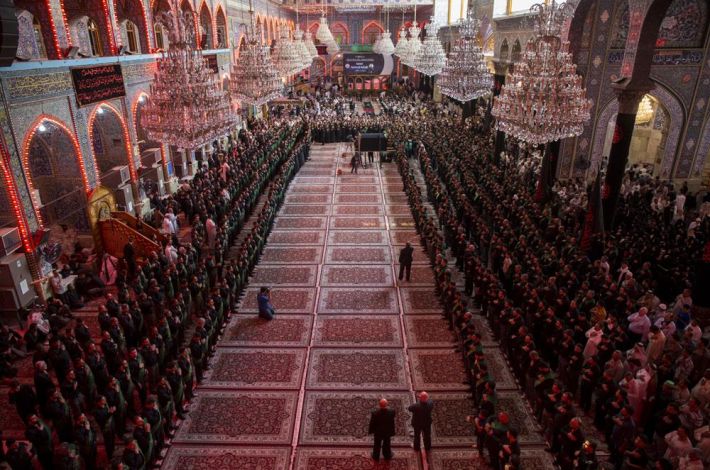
[
  {"xmin": 45, "ymin": 0, "xmax": 72, "ymax": 57},
  {"xmin": 491, "ymin": 60, "xmax": 508, "ymax": 161},
  {"xmin": 602, "ymin": 87, "xmax": 649, "ymax": 229}
]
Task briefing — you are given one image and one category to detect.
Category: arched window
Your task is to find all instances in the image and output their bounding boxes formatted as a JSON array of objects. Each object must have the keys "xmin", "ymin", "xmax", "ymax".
[
  {"xmin": 125, "ymin": 20, "xmax": 140, "ymax": 53},
  {"xmin": 33, "ymin": 16, "xmax": 47, "ymax": 59},
  {"xmin": 155, "ymin": 23, "xmax": 166, "ymax": 50},
  {"xmin": 216, "ymin": 8, "xmax": 227, "ymax": 48},
  {"xmin": 87, "ymin": 18, "xmax": 103, "ymax": 56}
]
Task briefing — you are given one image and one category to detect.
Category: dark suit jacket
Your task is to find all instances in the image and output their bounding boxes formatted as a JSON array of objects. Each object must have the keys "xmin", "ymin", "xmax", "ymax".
[
  {"xmin": 399, "ymin": 246, "xmax": 414, "ymax": 264},
  {"xmin": 369, "ymin": 408, "xmax": 396, "ymax": 437},
  {"xmin": 408, "ymin": 400, "xmax": 434, "ymax": 428}
]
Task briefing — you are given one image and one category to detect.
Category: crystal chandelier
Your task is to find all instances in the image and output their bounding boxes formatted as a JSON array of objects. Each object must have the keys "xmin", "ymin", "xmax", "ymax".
[
  {"xmin": 273, "ymin": 25, "xmax": 304, "ymax": 77},
  {"xmin": 379, "ymin": 31, "xmax": 395, "ymax": 56},
  {"xmin": 229, "ymin": 2, "xmax": 282, "ymax": 107},
  {"xmin": 404, "ymin": 23, "xmax": 422, "ymax": 66},
  {"xmin": 293, "ymin": 27, "xmax": 313, "ymax": 69},
  {"xmin": 413, "ymin": 20, "xmax": 446, "ymax": 76},
  {"xmin": 142, "ymin": 0, "xmax": 236, "ymax": 149},
  {"xmin": 304, "ymin": 30, "xmax": 319, "ymax": 59},
  {"xmin": 378, "ymin": 7, "xmax": 395, "ymax": 56},
  {"xmin": 394, "ymin": 28, "xmax": 410, "ymax": 59},
  {"xmin": 372, "ymin": 32, "xmax": 383, "ymax": 53},
  {"xmin": 491, "ymin": 0, "xmax": 592, "ymax": 145},
  {"xmin": 316, "ymin": 16, "xmax": 339, "ymax": 54},
  {"xmin": 438, "ymin": 10, "xmax": 493, "ymax": 102}
]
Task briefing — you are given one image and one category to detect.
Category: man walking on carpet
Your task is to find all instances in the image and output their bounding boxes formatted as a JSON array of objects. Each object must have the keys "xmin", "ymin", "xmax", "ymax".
[
  {"xmin": 399, "ymin": 242, "xmax": 415, "ymax": 282},
  {"xmin": 408, "ymin": 391, "xmax": 434, "ymax": 452},
  {"xmin": 369, "ymin": 398, "xmax": 396, "ymax": 462}
]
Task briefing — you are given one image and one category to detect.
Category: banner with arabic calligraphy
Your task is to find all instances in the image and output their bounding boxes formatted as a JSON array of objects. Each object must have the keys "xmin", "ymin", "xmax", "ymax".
[{"xmin": 70, "ymin": 64, "xmax": 126, "ymax": 107}]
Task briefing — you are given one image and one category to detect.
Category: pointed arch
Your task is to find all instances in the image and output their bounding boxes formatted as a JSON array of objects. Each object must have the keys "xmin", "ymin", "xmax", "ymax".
[
  {"xmin": 22, "ymin": 115, "xmax": 90, "ymax": 197},
  {"xmin": 215, "ymin": 5, "xmax": 228, "ymax": 47},
  {"xmin": 198, "ymin": 0, "xmax": 213, "ymax": 48},
  {"xmin": 361, "ymin": 20, "xmax": 384, "ymax": 44},
  {"xmin": 87, "ymin": 103, "xmax": 137, "ymax": 183}
]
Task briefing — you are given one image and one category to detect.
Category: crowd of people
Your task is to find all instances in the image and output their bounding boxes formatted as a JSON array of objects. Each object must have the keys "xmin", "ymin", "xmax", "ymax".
[
  {"xmin": 405, "ymin": 113, "xmax": 709, "ymax": 469},
  {"xmin": 2, "ymin": 85, "xmax": 709, "ymax": 470},
  {"xmin": 0, "ymin": 118, "xmax": 309, "ymax": 470}
]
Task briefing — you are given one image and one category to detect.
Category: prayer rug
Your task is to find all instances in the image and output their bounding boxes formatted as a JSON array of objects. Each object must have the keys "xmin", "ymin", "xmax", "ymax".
[
  {"xmin": 162, "ymin": 446, "xmax": 291, "ymax": 470},
  {"xmin": 409, "ymin": 350, "xmax": 470, "ymax": 391},
  {"xmin": 324, "ymin": 246, "xmax": 392, "ymax": 264},
  {"xmin": 202, "ymin": 348, "xmax": 306, "ymax": 390},
  {"xmin": 173, "ymin": 390, "xmax": 298, "ymax": 445},
  {"xmin": 239, "ymin": 287, "xmax": 316, "ymax": 314},
  {"xmin": 327, "ymin": 230, "xmax": 388, "ymax": 245},
  {"xmin": 266, "ymin": 231, "xmax": 325, "ymax": 245},
  {"xmin": 404, "ymin": 316, "xmax": 457, "ymax": 348},
  {"xmin": 293, "ymin": 448, "xmax": 421, "ymax": 470},
  {"xmin": 320, "ymin": 265, "xmax": 393, "ymax": 287},
  {"xmin": 400, "ymin": 288, "xmax": 443, "ymax": 314},
  {"xmin": 299, "ymin": 391, "xmax": 413, "ymax": 446},
  {"xmin": 386, "ymin": 205, "xmax": 415, "ymax": 216},
  {"xmin": 313, "ymin": 315, "xmax": 403, "ymax": 348},
  {"xmin": 395, "ymin": 266, "xmax": 436, "ymax": 286},
  {"xmin": 333, "ymin": 205, "xmax": 384, "ymax": 216},
  {"xmin": 221, "ymin": 315, "xmax": 312, "ymax": 347},
  {"xmin": 334, "ymin": 193, "xmax": 383, "ymax": 204},
  {"xmin": 388, "ymin": 216, "xmax": 417, "ymax": 229},
  {"xmin": 292, "ymin": 176, "xmax": 335, "ymax": 184},
  {"xmin": 285, "ymin": 193, "xmax": 333, "ymax": 204},
  {"xmin": 336, "ymin": 184, "xmax": 380, "ymax": 193},
  {"xmin": 289, "ymin": 184, "xmax": 334, "ymax": 193},
  {"xmin": 250, "ymin": 265, "xmax": 319, "ymax": 286},
  {"xmin": 329, "ymin": 216, "xmax": 386, "ymax": 230},
  {"xmin": 306, "ymin": 349, "xmax": 409, "ymax": 390},
  {"xmin": 273, "ymin": 216, "xmax": 328, "ymax": 230},
  {"xmin": 317, "ymin": 287, "xmax": 399, "ymax": 314},
  {"xmin": 260, "ymin": 246, "xmax": 323, "ymax": 264},
  {"xmin": 483, "ymin": 348, "xmax": 519, "ymax": 391},
  {"xmin": 282, "ymin": 204, "xmax": 331, "ymax": 216},
  {"xmin": 389, "ymin": 230, "xmax": 419, "ymax": 245}
]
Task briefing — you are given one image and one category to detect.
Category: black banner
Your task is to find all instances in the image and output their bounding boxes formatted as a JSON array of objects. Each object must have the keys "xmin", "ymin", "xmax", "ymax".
[{"xmin": 71, "ymin": 64, "xmax": 126, "ymax": 107}]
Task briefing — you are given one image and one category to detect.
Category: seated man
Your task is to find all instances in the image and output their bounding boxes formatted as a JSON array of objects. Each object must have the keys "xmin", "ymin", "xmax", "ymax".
[{"xmin": 257, "ymin": 287, "xmax": 276, "ymax": 321}]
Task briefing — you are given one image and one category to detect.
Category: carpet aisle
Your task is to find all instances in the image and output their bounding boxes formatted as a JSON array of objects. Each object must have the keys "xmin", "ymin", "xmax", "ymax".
[{"xmin": 161, "ymin": 144, "xmax": 552, "ymax": 470}]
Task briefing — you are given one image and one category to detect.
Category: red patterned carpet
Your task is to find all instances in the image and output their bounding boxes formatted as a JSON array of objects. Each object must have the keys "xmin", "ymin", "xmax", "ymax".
[{"xmin": 162, "ymin": 144, "xmax": 541, "ymax": 470}]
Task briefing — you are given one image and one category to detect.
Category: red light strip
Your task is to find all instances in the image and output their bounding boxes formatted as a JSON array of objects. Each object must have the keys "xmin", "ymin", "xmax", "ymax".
[
  {"xmin": 0, "ymin": 147, "xmax": 35, "ymax": 252},
  {"xmin": 101, "ymin": 0, "xmax": 117, "ymax": 54}
]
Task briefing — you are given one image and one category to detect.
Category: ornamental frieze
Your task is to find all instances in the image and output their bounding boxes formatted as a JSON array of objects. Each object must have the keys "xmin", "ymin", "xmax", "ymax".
[
  {"xmin": 5, "ymin": 72, "xmax": 73, "ymax": 100},
  {"xmin": 122, "ymin": 62, "xmax": 158, "ymax": 84}
]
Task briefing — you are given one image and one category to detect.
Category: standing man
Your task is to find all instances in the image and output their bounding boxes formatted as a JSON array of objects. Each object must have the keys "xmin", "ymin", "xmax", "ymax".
[
  {"xmin": 399, "ymin": 242, "xmax": 415, "ymax": 282},
  {"xmin": 369, "ymin": 398, "xmax": 396, "ymax": 462},
  {"xmin": 408, "ymin": 391, "xmax": 434, "ymax": 452}
]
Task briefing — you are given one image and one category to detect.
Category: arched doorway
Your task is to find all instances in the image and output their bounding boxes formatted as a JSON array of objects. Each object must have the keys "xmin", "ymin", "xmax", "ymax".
[
  {"xmin": 115, "ymin": 0, "xmax": 150, "ymax": 53},
  {"xmin": 23, "ymin": 119, "xmax": 90, "ymax": 231},
  {"xmin": 89, "ymin": 104, "xmax": 136, "ymax": 195},
  {"xmin": 593, "ymin": 86, "xmax": 684, "ymax": 179}
]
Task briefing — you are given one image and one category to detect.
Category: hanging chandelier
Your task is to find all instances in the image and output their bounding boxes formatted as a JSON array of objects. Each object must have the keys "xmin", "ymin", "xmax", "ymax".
[
  {"xmin": 413, "ymin": 20, "xmax": 446, "ymax": 76},
  {"xmin": 293, "ymin": 27, "xmax": 313, "ymax": 69},
  {"xmin": 379, "ymin": 31, "xmax": 395, "ymax": 55},
  {"xmin": 394, "ymin": 28, "xmax": 410, "ymax": 59},
  {"xmin": 229, "ymin": 2, "xmax": 282, "ymax": 107},
  {"xmin": 378, "ymin": 7, "xmax": 395, "ymax": 56},
  {"xmin": 273, "ymin": 25, "xmax": 304, "ymax": 77},
  {"xmin": 491, "ymin": 0, "xmax": 592, "ymax": 145},
  {"xmin": 304, "ymin": 30, "xmax": 319, "ymax": 59},
  {"xmin": 142, "ymin": 0, "xmax": 236, "ymax": 149},
  {"xmin": 438, "ymin": 10, "xmax": 492, "ymax": 102},
  {"xmin": 316, "ymin": 16, "xmax": 339, "ymax": 54},
  {"xmin": 404, "ymin": 23, "xmax": 422, "ymax": 66},
  {"xmin": 372, "ymin": 32, "xmax": 383, "ymax": 53}
]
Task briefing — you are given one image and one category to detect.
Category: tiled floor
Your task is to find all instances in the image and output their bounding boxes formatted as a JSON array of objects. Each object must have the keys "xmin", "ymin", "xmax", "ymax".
[{"xmin": 163, "ymin": 144, "xmax": 549, "ymax": 469}]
